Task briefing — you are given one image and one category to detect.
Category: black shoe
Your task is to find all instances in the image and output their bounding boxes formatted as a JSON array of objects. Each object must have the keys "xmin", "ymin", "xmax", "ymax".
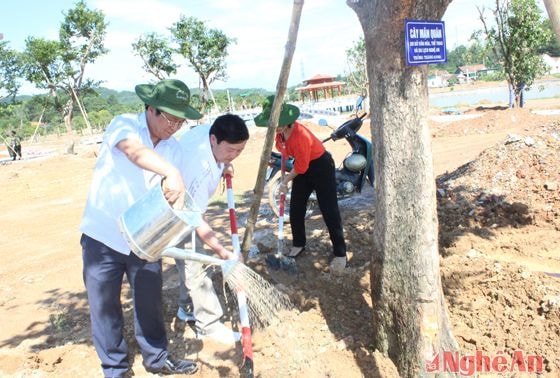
[{"xmin": 146, "ymin": 357, "xmax": 198, "ymax": 375}]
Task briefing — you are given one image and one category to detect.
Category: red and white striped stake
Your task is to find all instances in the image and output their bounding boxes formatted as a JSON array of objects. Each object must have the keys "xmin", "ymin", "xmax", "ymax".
[
  {"xmin": 277, "ymin": 150, "xmax": 286, "ymax": 257},
  {"xmin": 224, "ymin": 174, "xmax": 254, "ymax": 377}
]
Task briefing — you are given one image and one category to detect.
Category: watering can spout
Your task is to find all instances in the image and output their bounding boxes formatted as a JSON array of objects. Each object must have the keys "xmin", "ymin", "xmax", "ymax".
[{"xmin": 162, "ymin": 247, "xmax": 237, "ymax": 277}]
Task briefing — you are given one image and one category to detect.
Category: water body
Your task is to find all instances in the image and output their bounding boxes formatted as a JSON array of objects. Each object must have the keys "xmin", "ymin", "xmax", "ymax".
[{"xmin": 429, "ymin": 80, "xmax": 560, "ymax": 108}]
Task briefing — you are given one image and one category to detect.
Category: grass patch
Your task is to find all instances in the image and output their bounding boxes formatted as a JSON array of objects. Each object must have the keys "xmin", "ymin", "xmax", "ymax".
[{"xmin": 49, "ymin": 306, "xmax": 72, "ymax": 333}]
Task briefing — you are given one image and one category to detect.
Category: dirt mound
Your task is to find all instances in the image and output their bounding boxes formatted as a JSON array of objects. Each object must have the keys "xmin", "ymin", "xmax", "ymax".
[
  {"xmin": 436, "ymin": 116, "xmax": 560, "ymax": 374},
  {"xmin": 438, "ymin": 119, "xmax": 560, "ymax": 233},
  {"xmin": 442, "ymin": 252, "xmax": 560, "ymax": 374}
]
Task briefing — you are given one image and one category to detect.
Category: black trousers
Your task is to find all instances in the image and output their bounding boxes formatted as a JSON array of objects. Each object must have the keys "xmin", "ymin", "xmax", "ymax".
[
  {"xmin": 81, "ymin": 234, "xmax": 168, "ymax": 377},
  {"xmin": 289, "ymin": 152, "xmax": 346, "ymax": 257}
]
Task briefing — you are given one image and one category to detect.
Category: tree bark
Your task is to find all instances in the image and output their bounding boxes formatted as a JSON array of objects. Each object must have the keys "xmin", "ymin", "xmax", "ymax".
[
  {"xmin": 543, "ymin": 0, "xmax": 560, "ymax": 43},
  {"xmin": 241, "ymin": 0, "xmax": 304, "ymax": 253},
  {"xmin": 347, "ymin": 1, "xmax": 458, "ymax": 376},
  {"xmin": 63, "ymin": 98, "xmax": 74, "ymax": 134}
]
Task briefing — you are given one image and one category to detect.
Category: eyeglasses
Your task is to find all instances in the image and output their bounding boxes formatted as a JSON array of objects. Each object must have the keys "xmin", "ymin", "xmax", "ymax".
[{"xmin": 160, "ymin": 112, "xmax": 185, "ymax": 128}]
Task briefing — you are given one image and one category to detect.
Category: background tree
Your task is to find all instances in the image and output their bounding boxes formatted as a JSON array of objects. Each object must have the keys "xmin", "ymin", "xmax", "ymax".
[
  {"xmin": 0, "ymin": 103, "xmax": 21, "ymax": 137},
  {"xmin": 0, "ymin": 41, "xmax": 22, "ymax": 102},
  {"xmin": 58, "ymin": 0, "xmax": 108, "ymax": 132},
  {"xmin": 347, "ymin": 0, "xmax": 457, "ymax": 376},
  {"xmin": 21, "ymin": 37, "xmax": 66, "ymax": 99},
  {"xmin": 20, "ymin": 1, "xmax": 107, "ymax": 133},
  {"xmin": 170, "ymin": 16, "xmax": 235, "ymax": 113},
  {"xmin": 345, "ymin": 37, "xmax": 368, "ymax": 99},
  {"xmin": 540, "ymin": 20, "xmax": 560, "ymax": 56},
  {"xmin": 433, "ymin": 40, "xmax": 500, "ymax": 75},
  {"xmin": 132, "ymin": 32, "xmax": 178, "ymax": 80},
  {"xmin": 442, "ymin": 44, "xmax": 468, "ymax": 72},
  {"xmin": 477, "ymin": 0, "xmax": 551, "ymax": 107}
]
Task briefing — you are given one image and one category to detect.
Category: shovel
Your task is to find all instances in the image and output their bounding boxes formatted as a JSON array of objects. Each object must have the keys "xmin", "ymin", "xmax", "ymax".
[{"xmin": 265, "ymin": 151, "xmax": 297, "ymax": 274}]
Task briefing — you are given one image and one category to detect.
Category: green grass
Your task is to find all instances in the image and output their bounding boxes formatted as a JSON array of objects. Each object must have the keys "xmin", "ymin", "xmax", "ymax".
[{"xmin": 49, "ymin": 307, "xmax": 71, "ymax": 333}]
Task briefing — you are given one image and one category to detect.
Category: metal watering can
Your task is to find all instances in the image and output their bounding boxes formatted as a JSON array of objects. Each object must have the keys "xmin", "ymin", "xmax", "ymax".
[
  {"xmin": 118, "ymin": 180, "xmax": 203, "ymax": 262},
  {"xmin": 118, "ymin": 180, "xmax": 240, "ymax": 281}
]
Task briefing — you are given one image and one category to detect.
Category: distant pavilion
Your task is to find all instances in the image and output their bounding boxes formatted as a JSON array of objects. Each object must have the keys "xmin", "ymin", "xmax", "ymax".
[{"xmin": 295, "ymin": 74, "xmax": 346, "ymax": 102}]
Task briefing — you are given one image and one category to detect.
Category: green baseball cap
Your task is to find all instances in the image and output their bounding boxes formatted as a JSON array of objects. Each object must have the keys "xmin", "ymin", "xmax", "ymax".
[
  {"xmin": 254, "ymin": 95, "xmax": 300, "ymax": 127},
  {"xmin": 135, "ymin": 79, "xmax": 202, "ymax": 120}
]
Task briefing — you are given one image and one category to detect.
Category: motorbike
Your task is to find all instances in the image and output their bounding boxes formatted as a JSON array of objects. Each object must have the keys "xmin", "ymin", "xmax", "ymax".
[{"xmin": 265, "ymin": 109, "xmax": 374, "ymax": 220}]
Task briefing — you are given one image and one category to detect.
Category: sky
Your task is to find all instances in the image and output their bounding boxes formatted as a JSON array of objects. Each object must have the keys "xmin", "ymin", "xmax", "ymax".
[{"xmin": 0, "ymin": 0, "xmax": 547, "ymax": 95}]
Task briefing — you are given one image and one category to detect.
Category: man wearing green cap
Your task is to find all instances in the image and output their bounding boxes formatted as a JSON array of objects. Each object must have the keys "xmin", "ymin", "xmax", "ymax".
[
  {"xmin": 255, "ymin": 96, "xmax": 347, "ymax": 273},
  {"xmin": 80, "ymin": 79, "xmax": 201, "ymax": 376}
]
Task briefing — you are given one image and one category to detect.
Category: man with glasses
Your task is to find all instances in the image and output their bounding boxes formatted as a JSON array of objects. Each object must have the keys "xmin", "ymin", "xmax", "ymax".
[
  {"xmin": 160, "ymin": 111, "xmax": 186, "ymax": 129},
  {"xmin": 80, "ymin": 79, "xmax": 201, "ymax": 377}
]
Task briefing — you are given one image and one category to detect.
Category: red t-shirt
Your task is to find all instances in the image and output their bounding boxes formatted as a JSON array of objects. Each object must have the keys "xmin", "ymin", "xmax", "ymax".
[{"xmin": 275, "ymin": 121, "xmax": 325, "ymax": 174}]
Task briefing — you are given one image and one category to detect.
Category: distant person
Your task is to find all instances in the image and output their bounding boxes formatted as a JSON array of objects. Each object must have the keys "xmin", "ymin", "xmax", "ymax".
[
  {"xmin": 79, "ymin": 79, "xmax": 200, "ymax": 376},
  {"xmin": 8, "ymin": 130, "xmax": 22, "ymax": 160},
  {"xmin": 255, "ymin": 96, "xmax": 347, "ymax": 273},
  {"xmin": 174, "ymin": 113, "xmax": 249, "ymax": 344}
]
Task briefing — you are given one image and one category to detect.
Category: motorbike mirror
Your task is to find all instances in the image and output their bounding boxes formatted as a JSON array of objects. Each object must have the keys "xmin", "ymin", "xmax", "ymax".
[
  {"xmin": 318, "ymin": 118, "xmax": 336, "ymax": 130},
  {"xmin": 355, "ymin": 95, "xmax": 365, "ymax": 112}
]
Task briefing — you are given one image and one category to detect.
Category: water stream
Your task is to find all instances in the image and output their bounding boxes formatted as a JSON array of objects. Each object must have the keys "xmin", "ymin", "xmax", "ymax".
[{"xmin": 429, "ymin": 79, "xmax": 560, "ymax": 108}]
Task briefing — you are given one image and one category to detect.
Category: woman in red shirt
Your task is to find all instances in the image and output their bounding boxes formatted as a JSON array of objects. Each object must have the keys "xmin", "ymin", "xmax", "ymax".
[{"xmin": 255, "ymin": 96, "xmax": 347, "ymax": 273}]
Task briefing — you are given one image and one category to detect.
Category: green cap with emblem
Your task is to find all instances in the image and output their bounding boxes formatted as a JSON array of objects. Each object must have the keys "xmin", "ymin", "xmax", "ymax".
[
  {"xmin": 135, "ymin": 79, "xmax": 202, "ymax": 120},
  {"xmin": 254, "ymin": 95, "xmax": 300, "ymax": 127}
]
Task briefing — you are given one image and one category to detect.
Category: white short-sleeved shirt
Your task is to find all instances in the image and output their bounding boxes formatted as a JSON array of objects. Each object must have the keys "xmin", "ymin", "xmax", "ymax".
[
  {"xmin": 80, "ymin": 112, "xmax": 183, "ymax": 254},
  {"xmin": 177, "ymin": 124, "xmax": 224, "ymax": 212}
]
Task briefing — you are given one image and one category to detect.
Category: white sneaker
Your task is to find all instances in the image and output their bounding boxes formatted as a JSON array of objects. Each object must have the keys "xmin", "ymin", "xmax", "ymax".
[
  {"xmin": 329, "ymin": 256, "xmax": 347, "ymax": 274},
  {"xmin": 197, "ymin": 323, "xmax": 241, "ymax": 344},
  {"xmin": 176, "ymin": 307, "xmax": 196, "ymax": 322}
]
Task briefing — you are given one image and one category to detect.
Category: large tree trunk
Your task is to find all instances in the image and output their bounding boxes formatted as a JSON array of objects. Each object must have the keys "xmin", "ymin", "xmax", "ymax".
[
  {"xmin": 543, "ymin": 0, "xmax": 560, "ymax": 43},
  {"xmin": 348, "ymin": 1, "xmax": 457, "ymax": 376}
]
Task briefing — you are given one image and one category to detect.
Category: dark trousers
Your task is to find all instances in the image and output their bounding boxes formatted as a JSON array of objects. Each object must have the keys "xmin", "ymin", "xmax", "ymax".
[
  {"xmin": 289, "ymin": 152, "xmax": 346, "ymax": 257},
  {"xmin": 81, "ymin": 234, "xmax": 168, "ymax": 377},
  {"xmin": 13, "ymin": 145, "xmax": 21, "ymax": 159}
]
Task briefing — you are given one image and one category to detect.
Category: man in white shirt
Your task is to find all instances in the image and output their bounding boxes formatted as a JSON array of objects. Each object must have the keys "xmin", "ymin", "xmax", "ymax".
[
  {"xmin": 80, "ymin": 79, "xmax": 201, "ymax": 377},
  {"xmin": 175, "ymin": 113, "xmax": 249, "ymax": 344}
]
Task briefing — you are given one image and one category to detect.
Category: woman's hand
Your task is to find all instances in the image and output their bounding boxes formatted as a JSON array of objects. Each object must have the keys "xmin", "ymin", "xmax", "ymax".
[{"xmin": 277, "ymin": 181, "xmax": 289, "ymax": 195}]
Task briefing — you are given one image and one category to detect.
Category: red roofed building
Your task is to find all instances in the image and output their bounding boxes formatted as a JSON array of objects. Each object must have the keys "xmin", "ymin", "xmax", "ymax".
[{"xmin": 295, "ymin": 74, "xmax": 345, "ymax": 102}]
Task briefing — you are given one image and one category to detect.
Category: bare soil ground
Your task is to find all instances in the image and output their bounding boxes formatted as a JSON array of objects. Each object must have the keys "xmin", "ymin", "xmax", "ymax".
[{"xmin": 0, "ymin": 95, "xmax": 559, "ymax": 377}]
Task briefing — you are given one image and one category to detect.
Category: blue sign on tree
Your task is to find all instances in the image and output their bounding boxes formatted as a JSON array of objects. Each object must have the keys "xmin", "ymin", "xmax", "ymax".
[{"xmin": 405, "ymin": 20, "xmax": 447, "ymax": 65}]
